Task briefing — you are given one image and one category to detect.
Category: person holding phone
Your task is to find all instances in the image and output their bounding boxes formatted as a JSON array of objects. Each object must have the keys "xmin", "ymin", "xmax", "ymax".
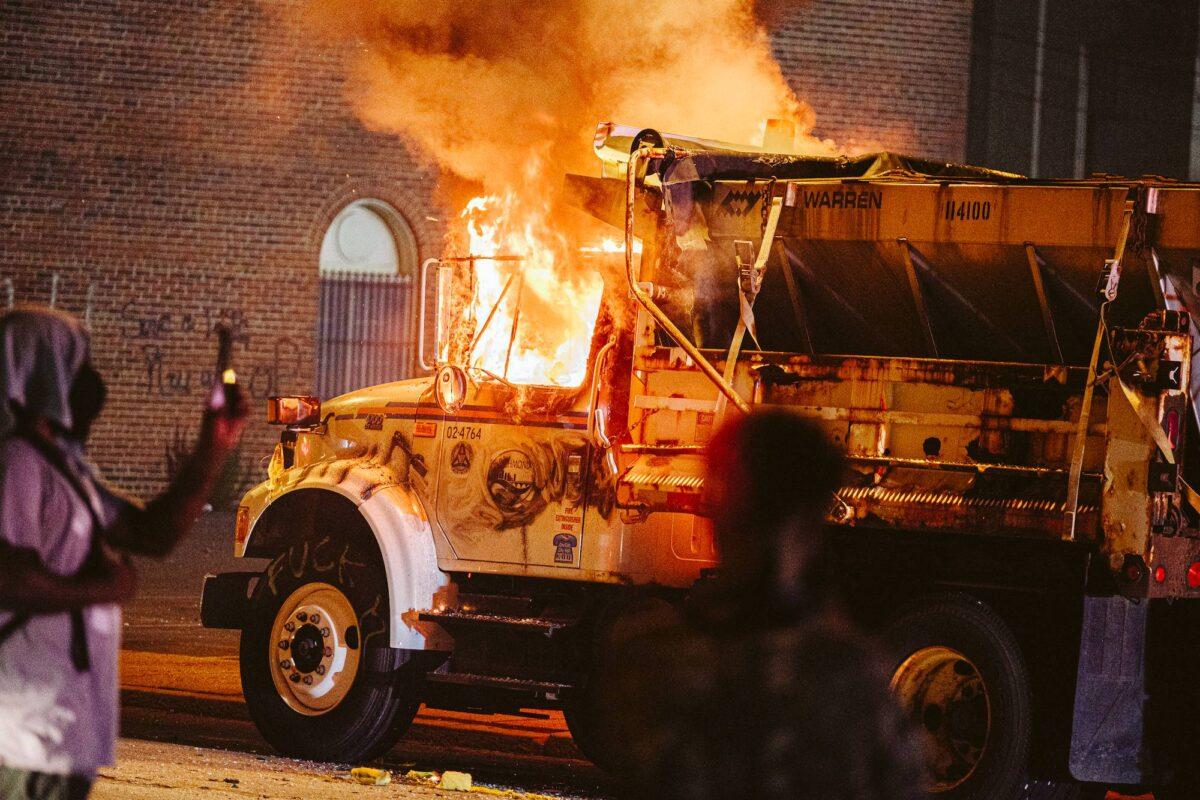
[{"xmin": 0, "ymin": 305, "xmax": 249, "ymax": 799}]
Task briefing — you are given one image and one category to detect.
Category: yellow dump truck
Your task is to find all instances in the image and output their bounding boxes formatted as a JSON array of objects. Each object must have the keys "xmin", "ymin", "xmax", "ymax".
[{"xmin": 202, "ymin": 125, "xmax": 1200, "ymax": 798}]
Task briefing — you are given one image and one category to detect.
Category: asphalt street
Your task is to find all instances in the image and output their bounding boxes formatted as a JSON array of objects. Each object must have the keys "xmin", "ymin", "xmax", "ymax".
[
  {"xmin": 104, "ymin": 511, "xmax": 613, "ymax": 799},
  {"xmin": 106, "ymin": 511, "xmax": 1136, "ymax": 800}
]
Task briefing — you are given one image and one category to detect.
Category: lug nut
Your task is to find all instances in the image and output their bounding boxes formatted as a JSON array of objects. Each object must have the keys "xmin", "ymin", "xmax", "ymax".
[
  {"xmin": 280, "ymin": 659, "xmax": 292, "ymax": 670},
  {"xmin": 297, "ymin": 612, "xmax": 308, "ymax": 622},
  {"xmin": 310, "ymin": 613, "xmax": 320, "ymax": 625},
  {"xmin": 278, "ymin": 640, "xmax": 289, "ymax": 650},
  {"xmin": 324, "ymin": 646, "xmax": 333, "ymax": 657},
  {"xmin": 316, "ymin": 665, "xmax": 326, "ymax": 675},
  {"xmin": 320, "ymin": 627, "xmax": 330, "ymax": 638},
  {"xmin": 303, "ymin": 675, "xmax": 313, "ymax": 685},
  {"xmin": 289, "ymin": 672, "xmax": 300, "ymax": 683},
  {"xmin": 284, "ymin": 621, "xmax": 295, "ymax": 632}
]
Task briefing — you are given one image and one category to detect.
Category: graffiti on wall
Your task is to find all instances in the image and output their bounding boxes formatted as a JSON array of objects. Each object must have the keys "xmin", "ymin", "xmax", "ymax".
[{"xmin": 120, "ymin": 301, "xmax": 303, "ymax": 400}]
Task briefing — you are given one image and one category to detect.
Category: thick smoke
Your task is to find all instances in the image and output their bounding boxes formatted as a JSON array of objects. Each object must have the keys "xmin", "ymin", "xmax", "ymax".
[{"xmin": 300, "ymin": 0, "xmax": 837, "ymax": 192}]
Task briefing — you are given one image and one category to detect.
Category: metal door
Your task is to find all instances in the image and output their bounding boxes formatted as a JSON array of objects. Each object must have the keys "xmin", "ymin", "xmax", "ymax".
[{"xmin": 433, "ymin": 379, "xmax": 591, "ymax": 569}]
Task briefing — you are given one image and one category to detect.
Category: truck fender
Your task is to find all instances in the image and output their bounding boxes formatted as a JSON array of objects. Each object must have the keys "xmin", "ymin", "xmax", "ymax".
[
  {"xmin": 358, "ymin": 484, "xmax": 453, "ymax": 652},
  {"xmin": 242, "ymin": 466, "xmax": 452, "ymax": 653}
]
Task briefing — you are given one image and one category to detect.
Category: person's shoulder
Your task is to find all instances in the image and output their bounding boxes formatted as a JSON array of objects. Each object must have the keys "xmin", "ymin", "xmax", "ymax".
[
  {"xmin": 787, "ymin": 614, "xmax": 873, "ymax": 650},
  {"xmin": 773, "ymin": 616, "xmax": 889, "ymax": 677},
  {"xmin": 0, "ymin": 437, "xmax": 61, "ymax": 544},
  {"xmin": 0, "ymin": 436, "xmax": 52, "ymax": 480},
  {"xmin": 0, "ymin": 437, "xmax": 80, "ymax": 510},
  {"xmin": 0, "ymin": 435, "xmax": 36, "ymax": 458}
]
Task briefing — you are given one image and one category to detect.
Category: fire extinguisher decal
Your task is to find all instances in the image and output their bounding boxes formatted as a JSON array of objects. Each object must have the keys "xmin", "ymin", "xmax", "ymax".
[{"xmin": 552, "ymin": 533, "xmax": 578, "ymax": 563}]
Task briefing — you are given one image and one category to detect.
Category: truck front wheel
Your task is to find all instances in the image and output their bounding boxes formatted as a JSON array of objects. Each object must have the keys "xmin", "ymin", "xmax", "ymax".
[
  {"xmin": 884, "ymin": 594, "xmax": 1031, "ymax": 800},
  {"xmin": 239, "ymin": 536, "xmax": 421, "ymax": 762}
]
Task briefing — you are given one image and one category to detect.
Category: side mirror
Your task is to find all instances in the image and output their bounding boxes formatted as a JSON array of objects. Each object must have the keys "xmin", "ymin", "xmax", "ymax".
[{"xmin": 419, "ymin": 258, "xmax": 455, "ymax": 371}]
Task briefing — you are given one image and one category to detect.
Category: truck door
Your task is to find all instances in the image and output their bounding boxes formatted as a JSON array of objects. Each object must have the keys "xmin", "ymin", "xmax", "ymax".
[{"xmin": 433, "ymin": 378, "xmax": 592, "ymax": 569}]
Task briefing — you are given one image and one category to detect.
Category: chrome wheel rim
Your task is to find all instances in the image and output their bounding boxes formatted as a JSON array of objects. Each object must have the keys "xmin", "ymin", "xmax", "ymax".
[
  {"xmin": 268, "ymin": 582, "xmax": 360, "ymax": 716},
  {"xmin": 891, "ymin": 645, "xmax": 991, "ymax": 791}
]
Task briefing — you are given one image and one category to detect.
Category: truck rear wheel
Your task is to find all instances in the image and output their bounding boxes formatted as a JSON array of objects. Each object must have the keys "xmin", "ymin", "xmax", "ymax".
[
  {"xmin": 884, "ymin": 594, "xmax": 1031, "ymax": 800},
  {"xmin": 239, "ymin": 535, "xmax": 421, "ymax": 762}
]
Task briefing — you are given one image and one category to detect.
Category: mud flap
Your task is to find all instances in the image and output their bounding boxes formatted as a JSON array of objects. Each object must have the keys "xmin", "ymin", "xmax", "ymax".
[
  {"xmin": 359, "ymin": 647, "xmax": 416, "ymax": 687},
  {"xmin": 1069, "ymin": 595, "xmax": 1148, "ymax": 784},
  {"xmin": 359, "ymin": 646, "xmax": 448, "ymax": 688},
  {"xmin": 199, "ymin": 571, "xmax": 258, "ymax": 629}
]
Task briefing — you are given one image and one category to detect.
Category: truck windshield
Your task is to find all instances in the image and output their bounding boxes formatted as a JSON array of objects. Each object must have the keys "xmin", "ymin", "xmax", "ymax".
[{"xmin": 445, "ymin": 254, "xmax": 603, "ymax": 388}]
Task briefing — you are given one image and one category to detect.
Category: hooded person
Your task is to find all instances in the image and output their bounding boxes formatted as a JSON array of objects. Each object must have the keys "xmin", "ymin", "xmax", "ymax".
[{"xmin": 0, "ymin": 306, "xmax": 248, "ymax": 799}]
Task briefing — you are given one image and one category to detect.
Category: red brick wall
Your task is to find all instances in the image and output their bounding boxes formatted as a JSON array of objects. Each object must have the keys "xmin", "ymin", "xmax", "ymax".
[
  {"xmin": 0, "ymin": 0, "xmax": 974, "ymax": 501},
  {"xmin": 772, "ymin": 0, "xmax": 973, "ymax": 161},
  {"xmin": 0, "ymin": 1, "xmax": 442, "ymax": 499}
]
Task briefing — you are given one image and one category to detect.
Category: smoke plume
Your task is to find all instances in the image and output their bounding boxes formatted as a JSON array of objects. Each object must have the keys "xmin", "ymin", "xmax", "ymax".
[{"xmin": 301, "ymin": 0, "xmax": 837, "ymax": 192}]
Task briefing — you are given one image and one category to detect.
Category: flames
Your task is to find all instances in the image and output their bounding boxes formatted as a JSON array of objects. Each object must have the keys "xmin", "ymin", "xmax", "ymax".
[
  {"xmin": 295, "ymin": 0, "xmax": 856, "ymax": 388},
  {"xmin": 579, "ymin": 237, "xmax": 642, "ymax": 255},
  {"xmin": 454, "ymin": 194, "xmax": 605, "ymax": 387}
]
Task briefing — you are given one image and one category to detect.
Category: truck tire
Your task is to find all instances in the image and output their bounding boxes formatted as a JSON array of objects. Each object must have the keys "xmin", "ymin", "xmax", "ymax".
[
  {"xmin": 563, "ymin": 593, "xmax": 683, "ymax": 776},
  {"xmin": 884, "ymin": 593, "xmax": 1031, "ymax": 800},
  {"xmin": 239, "ymin": 535, "xmax": 421, "ymax": 763},
  {"xmin": 562, "ymin": 691, "xmax": 624, "ymax": 774}
]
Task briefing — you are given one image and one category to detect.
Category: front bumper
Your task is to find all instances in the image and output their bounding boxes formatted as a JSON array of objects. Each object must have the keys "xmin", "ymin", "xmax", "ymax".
[{"xmin": 199, "ymin": 571, "xmax": 258, "ymax": 629}]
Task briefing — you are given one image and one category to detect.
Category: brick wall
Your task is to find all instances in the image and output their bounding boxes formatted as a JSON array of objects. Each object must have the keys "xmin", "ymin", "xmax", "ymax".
[
  {"xmin": 772, "ymin": 0, "xmax": 974, "ymax": 161},
  {"xmin": 0, "ymin": 0, "xmax": 442, "ymax": 500},
  {"xmin": 0, "ymin": 0, "xmax": 974, "ymax": 501}
]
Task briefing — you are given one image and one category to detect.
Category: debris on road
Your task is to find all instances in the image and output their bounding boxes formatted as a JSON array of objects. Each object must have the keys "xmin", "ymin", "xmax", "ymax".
[
  {"xmin": 441, "ymin": 771, "xmax": 472, "ymax": 791},
  {"xmin": 111, "ymin": 650, "xmax": 613, "ymax": 798},
  {"xmin": 471, "ymin": 787, "xmax": 579, "ymax": 800},
  {"xmin": 405, "ymin": 769, "xmax": 438, "ymax": 783},
  {"xmin": 350, "ymin": 766, "xmax": 392, "ymax": 785}
]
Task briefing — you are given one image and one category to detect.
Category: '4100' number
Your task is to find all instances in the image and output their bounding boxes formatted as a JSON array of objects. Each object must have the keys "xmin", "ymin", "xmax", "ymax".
[{"xmin": 944, "ymin": 200, "xmax": 992, "ymax": 221}]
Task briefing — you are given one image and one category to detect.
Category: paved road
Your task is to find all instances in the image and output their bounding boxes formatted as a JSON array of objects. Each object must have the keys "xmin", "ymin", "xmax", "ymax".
[
  {"xmin": 105, "ymin": 650, "xmax": 610, "ymax": 798},
  {"xmin": 105, "ymin": 511, "xmax": 612, "ymax": 798},
  {"xmin": 108, "ymin": 512, "xmax": 1138, "ymax": 800},
  {"xmin": 120, "ymin": 511, "xmax": 255, "ymax": 657}
]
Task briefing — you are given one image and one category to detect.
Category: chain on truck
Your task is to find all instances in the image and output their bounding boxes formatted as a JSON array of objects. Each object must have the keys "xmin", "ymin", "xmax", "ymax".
[{"xmin": 201, "ymin": 122, "xmax": 1200, "ymax": 798}]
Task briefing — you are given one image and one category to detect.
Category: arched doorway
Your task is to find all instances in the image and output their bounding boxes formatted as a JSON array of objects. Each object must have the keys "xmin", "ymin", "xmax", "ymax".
[{"xmin": 316, "ymin": 199, "xmax": 421, "ymax": 398}]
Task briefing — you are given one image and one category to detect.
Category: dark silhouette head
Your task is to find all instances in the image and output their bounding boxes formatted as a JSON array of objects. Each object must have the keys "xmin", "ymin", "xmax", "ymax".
[
  {"xmin": 704, "ymin": 409, "xmax": 844, "ymax": 615},
  {"xmin": 67, "ymin": 360, "xmax": 107, "ymax": 442}
]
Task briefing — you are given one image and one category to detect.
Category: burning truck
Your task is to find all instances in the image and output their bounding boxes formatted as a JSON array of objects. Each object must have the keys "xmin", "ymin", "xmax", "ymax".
[{"xmin": 203, "ymin": 123, "xmax": 1200, "ymax": 798}]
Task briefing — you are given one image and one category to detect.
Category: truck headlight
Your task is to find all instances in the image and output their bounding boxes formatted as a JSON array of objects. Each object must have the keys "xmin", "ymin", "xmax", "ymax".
[{"xmin": 266, "ymin": 395, "xmax": 321, "ymax": 428}]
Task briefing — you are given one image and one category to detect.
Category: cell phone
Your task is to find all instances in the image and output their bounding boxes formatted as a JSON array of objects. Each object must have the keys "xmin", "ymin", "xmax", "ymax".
[{"xmin": 213, "ymin": 324, "xmax": 237, "ymax": 410}]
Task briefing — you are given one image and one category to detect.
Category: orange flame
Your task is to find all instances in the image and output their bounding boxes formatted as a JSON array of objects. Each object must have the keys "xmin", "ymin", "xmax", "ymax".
[
  {"xmin": 578, "ymin": 237, "xmax": 642, "ymax": 255},
  {"xmin": 455, "ymin": 194, "xmax": 604, "ymax": 387},
  {"xmin": 296, "ymin": 0, "xmax": 860, "ymax": 391}
]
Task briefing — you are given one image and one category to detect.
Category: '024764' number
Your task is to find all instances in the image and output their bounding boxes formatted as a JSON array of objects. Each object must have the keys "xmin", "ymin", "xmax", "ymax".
[{"xmin": 446, "ymin": 425, "xmax": 481, "ymax": 441}]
